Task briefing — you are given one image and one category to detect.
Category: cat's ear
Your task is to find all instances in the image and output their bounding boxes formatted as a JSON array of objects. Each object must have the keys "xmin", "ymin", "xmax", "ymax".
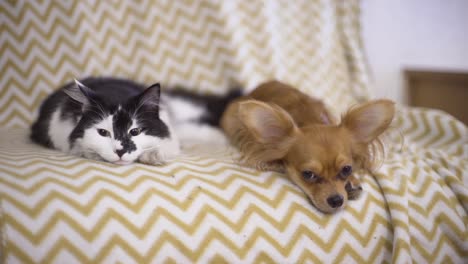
[
  {"xmin": 63, "ymin": 79, "xmax": 94, "ymax": 106},
  {"xmin": 138, "ymin": 83, "xmax": 161, "ymax": 108}
]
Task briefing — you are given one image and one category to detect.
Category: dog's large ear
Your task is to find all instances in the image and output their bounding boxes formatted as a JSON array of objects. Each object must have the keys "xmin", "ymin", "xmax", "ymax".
[
  {"xmin": 342, "ymin": 99, "xmax": 395, "ymax": 143},
  {"xmin": 239, "ymin": 100, "xmax": 298, "ymax": 144}
]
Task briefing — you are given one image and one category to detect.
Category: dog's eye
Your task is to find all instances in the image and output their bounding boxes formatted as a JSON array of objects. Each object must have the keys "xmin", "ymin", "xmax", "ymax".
[
  {"xmin": 340, "ymin": 165, "xmax": 353, "ymax": 179},
  {"xmin": 302, "ymin": 170, "xmax": 317, "ymax": 182},
  {"xmin": 97, "ymin": 129, "xmax": 110, "ymax": 137},
  {"xmin": 129, "ymin": 128, "xmax": 141, "ymax": 136}
]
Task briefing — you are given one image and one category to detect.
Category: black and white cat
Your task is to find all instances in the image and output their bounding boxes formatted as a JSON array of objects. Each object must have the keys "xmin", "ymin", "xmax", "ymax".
[{"xmin": 31, "ymin": 77, "xmax": 240, "ymax": 165}]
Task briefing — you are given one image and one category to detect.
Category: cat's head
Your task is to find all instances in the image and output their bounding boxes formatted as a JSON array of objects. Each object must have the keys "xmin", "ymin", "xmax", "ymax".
[{"xmin": 65, "ymin": 80, "xmax": 179, "ymax": 165}]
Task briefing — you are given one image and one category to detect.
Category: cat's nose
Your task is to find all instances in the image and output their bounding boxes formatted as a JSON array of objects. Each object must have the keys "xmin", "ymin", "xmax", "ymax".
[{"xmin": 115, "ymin": 149, "xmax": 126, "ymax": 158}]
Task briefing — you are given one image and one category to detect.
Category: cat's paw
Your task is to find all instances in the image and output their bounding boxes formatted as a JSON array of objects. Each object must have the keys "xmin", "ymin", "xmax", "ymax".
[
  {"xmin": 345, "ymin": 175, "xmax": 363, "ymax": 200},
  {"xmin": 138, "ymin": 150, "xmax": 168, "ymax": 166},
  {"xmin": 139, "ymin": 146, "xmax": 180, "ymax": 166}
]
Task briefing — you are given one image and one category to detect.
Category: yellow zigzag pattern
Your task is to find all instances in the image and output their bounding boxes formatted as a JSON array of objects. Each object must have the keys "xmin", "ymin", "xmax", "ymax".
[
  {"xmin": 393, "ymin": 107, "xmax": 467, "ymax": 156},
  {"xmin": 0, "ymin": 128, "xmax": 398, "ymax": 263},
  {"xmin": 0, "ymin": 0, "xmax": 364, "ymax": 128},
  {"xmin": 1, "ymin": 123, "xmax": 467, "ymax": 263},
  {"xmin": 374, "ymin": 148, "xmax": 468, "ymax": 262},
  {"xmin": 1, "ymin": 0, "xmax": 467, "ymax": 263},
  {"xmin": 1, "ymin": 174, "xmax": 394, "ymax": 262}
]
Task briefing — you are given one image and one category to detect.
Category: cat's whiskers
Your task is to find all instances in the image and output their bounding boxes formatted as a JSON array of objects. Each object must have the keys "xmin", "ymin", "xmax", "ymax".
[{"xmin": 32, "ymin": 77, "xmax": 191, "ymax": 167}]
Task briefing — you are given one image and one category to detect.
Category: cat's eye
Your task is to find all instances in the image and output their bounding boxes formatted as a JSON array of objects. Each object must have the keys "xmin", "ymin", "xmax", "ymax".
[
  {"xmin": 129, "ymin": 128, "xmax": 141, "ymax": 136},
  {"xmin": 97, "ymin": 129, "xmax": 110, "ymax": 137},
  {"xmin": 302, "ymin": 170, "xmax": 318, "ymax": 182},
  {"xmin": 339, "ymin": 165, "xmax": 353, "ymax": 179}
]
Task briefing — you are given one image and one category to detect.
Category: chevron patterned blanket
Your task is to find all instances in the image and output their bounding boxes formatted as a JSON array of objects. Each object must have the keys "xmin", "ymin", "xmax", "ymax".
[{"xmin": 1, "ymin": 1, "xmax": 467, "ymax": 263}]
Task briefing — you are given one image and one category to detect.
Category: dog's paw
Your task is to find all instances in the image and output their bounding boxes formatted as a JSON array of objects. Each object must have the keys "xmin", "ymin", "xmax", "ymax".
[
  {"xmin": 256, "ymin": 160, "xmax": 285, "ymax": 173},
  {"xmin": 345, "ymin": 176, "xmax": 363, "ymax": 200}
]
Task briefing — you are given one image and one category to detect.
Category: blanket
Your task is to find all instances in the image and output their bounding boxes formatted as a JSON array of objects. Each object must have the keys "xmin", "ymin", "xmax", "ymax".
[{"xmin": 0, "ymin": 0, "xmax": 466, "ymax": 263}]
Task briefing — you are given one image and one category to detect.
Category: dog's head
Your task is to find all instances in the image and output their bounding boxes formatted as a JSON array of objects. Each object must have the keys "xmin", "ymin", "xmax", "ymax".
[{"xmin": 239, "ymin": 99, "xmax": 395, "ymax": 213}]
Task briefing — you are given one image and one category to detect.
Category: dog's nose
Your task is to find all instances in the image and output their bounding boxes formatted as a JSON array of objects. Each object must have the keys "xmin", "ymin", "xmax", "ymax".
[
  {"xmin": 327, "ymin": 195, "xmax": 344, "ymax": 208},
  {"xmin": 115, "ymin": 149, "xmax": 126, "ymax": 158}
]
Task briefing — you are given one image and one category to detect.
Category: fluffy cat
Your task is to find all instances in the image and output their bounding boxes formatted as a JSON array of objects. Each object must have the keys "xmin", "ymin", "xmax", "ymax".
[{"xmin": 31, "ymin": 77, "xmax": 239, "ymax": 165}]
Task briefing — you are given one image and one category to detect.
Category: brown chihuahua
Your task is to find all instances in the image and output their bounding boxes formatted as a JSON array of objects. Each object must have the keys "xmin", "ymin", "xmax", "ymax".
[{"xmin": 221, "ymin": 81, "xmax": 395, "ymax": 213}]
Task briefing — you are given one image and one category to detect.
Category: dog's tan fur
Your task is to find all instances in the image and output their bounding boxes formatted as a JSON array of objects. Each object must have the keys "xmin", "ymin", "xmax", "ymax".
[{"xmin": 221, "ymin": 81, "xmax": 395, "ymax": 213}]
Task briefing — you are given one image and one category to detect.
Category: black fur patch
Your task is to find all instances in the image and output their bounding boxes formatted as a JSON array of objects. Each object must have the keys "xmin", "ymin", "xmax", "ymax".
[
  {"xmin": 125, "ymin": 83, "xmax": 170, "ymax": 139},
  {"xmin": 31, "ymin": 77, "xmax": 170, "ymax": 155},
  {"xmin": 166, "ymin": 87, "xmax": 243, "ymax": 126},
  {"xmin": 112, "ymin": 108, "xmax": 137, "ymax": 154}
]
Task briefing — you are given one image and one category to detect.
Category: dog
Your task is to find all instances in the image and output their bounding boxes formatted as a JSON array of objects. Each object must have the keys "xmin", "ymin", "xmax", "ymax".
[{"xmin": 220, "ymin": 80, "xmax": 395, "ymax": 213}]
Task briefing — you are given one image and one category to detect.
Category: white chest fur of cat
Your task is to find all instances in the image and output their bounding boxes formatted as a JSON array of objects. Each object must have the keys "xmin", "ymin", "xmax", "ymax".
[{"xmin": 31, "ymin": 77, "xmax": 233, "ymax": 165}]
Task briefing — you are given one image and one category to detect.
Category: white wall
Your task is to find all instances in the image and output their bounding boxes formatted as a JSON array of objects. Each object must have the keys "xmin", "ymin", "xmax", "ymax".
[{"xmin": 361, "ymin": 0, "xmax": 468, "ymax": 104}]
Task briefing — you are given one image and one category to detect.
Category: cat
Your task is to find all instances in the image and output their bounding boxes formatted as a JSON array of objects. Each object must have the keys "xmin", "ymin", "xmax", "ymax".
[{"xmin": 31, "ymin": 77, "xmax": 240, "ymax": 165}]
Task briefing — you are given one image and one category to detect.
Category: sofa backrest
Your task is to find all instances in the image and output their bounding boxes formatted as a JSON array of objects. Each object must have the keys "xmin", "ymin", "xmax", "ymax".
[{"xmin": 0, "ymin": 0, "xmax": 371, "ymax": 128}]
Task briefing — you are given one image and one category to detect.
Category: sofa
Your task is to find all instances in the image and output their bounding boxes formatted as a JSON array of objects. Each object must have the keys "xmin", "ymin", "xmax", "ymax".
[{"xmin": 1, "ymin": 1, "xmax": 466, "ymax": 263}]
